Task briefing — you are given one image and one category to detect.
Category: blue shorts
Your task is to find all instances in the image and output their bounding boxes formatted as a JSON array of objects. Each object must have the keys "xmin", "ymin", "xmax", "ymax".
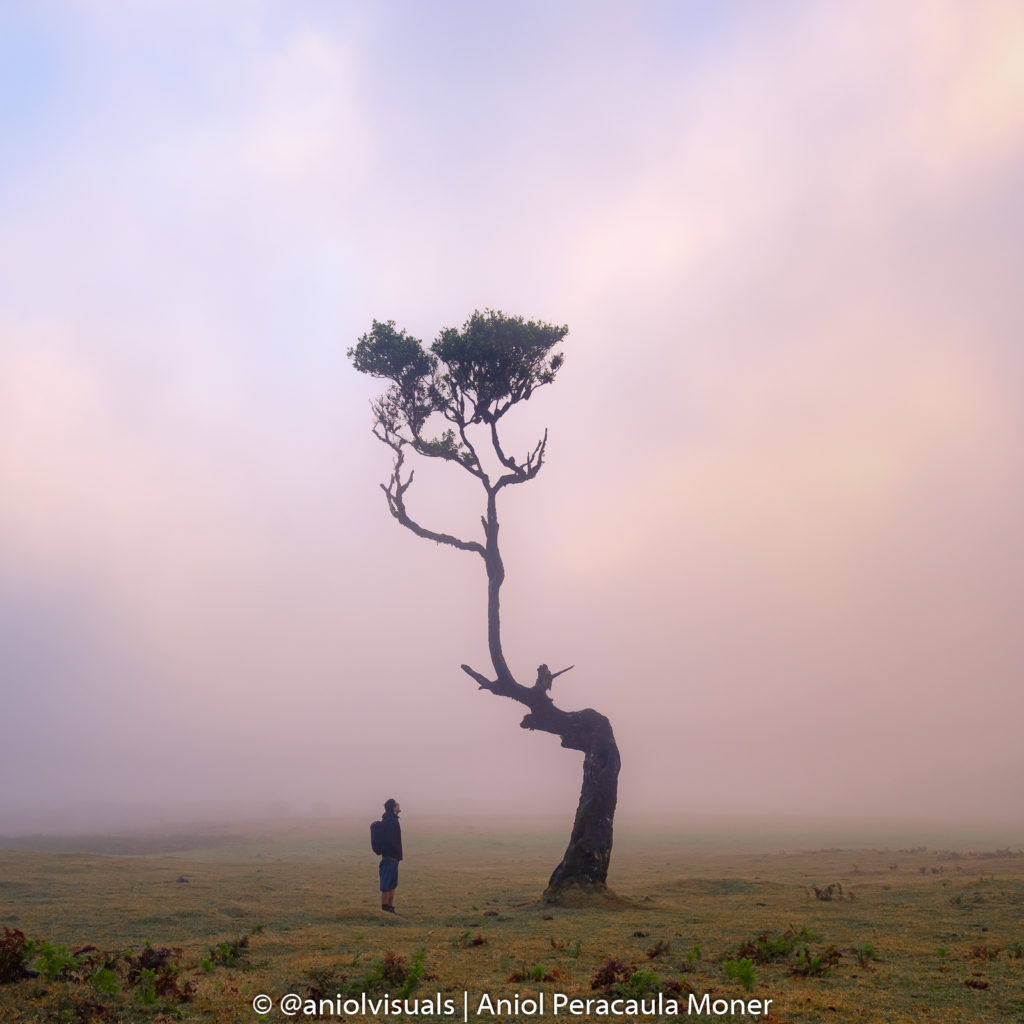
[{"xmin": 379, "ymin": 858, "xmax": 399, "ymax": 892}]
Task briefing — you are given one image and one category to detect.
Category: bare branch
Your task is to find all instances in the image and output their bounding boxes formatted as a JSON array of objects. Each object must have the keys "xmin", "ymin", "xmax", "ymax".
[
  {"xmin": 383, "ymin": 449, "xmax": 485, "ymax": 557},
  {"xmin": 460, "ymin": 663, "xmax": 496, "ymax": 691},
  {"xmin": 494, "ymin": 428, "xmax": 548, "ymax": 493},
  {"xmin": 525, "ymin": 431, "xmax": 547, "ymax": 472},
  {"xmin": 533, "ymin": 663, "xmax": 575, "ymax": 693},
  {"xmin": 489, "ymin": 422, "xmax": 549, "ymax": 486},
  {"xmin": 454, "ymin": 419, "xmax": 489, "ymax": 485},
  {"xmin": 371, "ymin": 401, "xmax": 414, "ymax": 452},
  {"xmin": 489, "ymin": 420, "xmax": 521, "ymax": 475},
  {"xmin": 461, "ymin": 662, "xmax": 537, "ymax": 707}
]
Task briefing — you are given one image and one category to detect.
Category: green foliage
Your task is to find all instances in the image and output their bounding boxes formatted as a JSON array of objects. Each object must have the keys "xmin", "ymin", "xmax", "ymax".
[
  {"xmin": 732, "ymin": 927, "xmax": 816, "ymax": 965},
  {"xmin": 123, "ymin": 944, "xmax": 195, "ymax": 1004},
  {"xmin": 349, "ymin": 320, "xmax": 435, "ymax": 403},
  {"xmin": 448, "ymin": 928, "xmax": 486, "ymax": 950},
  {"xmin": 354, "ymin": 959, "xmax": 386, "ymax": 991},
  {"xmin": 723, "ymin": 957, "xmax": 757, "ymax": 990},
  {"xmin": 88, "ymin": 965, "xmax": 120, "ymax": 994},
  {"xmin": 625, "ymin": 969, "xmax": 662, "ymax": 995},
  {"xmin": 683, "ymin": 943, "xmax": 702, "ymax": 970},
  {"xmin": 398, "ymin": 948, "xmax": 426, "ymax": 999},
  {"xmin": 32, "ymin": 941, "xmax": 81, "ymax": 982},
  {"xmin": 789, "ymin": 944, "xmax": 842, "ymax": 977},
  {"xmin": 208, "ymin": 934, "xmax": 249, "ymax": 968},
  {"xmin": 506, "ymin": 959, "xmax": 566, "ymax": 984},
  {"xmin": 431, "ymin": 310, "xmax": 567, "ymax": 423},
  {"xmin": 0, "ymin": 927, "xmax": 31, "ymax": 984},
  {"xmin": 857, "ymin": 943, "xmax": 880, "ymax": 967},
  {"xmin": 589, "ymin": 960, "xmax": 683, "ymax": 1000},
  {"xmin": 379, "ymin": 949, "xmax": 410, "ymax": 987},
  {"xmin": 134, "ymin": 967, "xmax": 159, "ymax": 1006},
  {"xmin": 349, "ymin": 949, "xmax": 415, "ymax": 995},
  {"xmin": 349, "ymin": 309, "xmax": 567, "ymax": 450}
]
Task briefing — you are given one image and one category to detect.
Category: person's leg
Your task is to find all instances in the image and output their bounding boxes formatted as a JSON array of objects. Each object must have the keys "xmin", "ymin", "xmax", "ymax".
[{"xmin": 379, "ymin": 859, "xmax": 398, "ymax": 911}]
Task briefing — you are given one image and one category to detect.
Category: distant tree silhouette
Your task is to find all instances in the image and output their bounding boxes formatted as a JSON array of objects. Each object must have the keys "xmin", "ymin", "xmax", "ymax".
[{"xmin": 349, "ymin": 310, "xmax": 620, "ymax": 897}]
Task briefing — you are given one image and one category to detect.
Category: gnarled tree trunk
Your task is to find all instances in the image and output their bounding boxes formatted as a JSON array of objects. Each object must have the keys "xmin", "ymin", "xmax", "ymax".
[
  {"xmin": 462, "ymin": 662, "xmax": 621, "ymax": 895},
  {"xmin": 460, "ymin": 503, "xmax": 620, "ymax": 896},
  {"xmin": 542, "ymin": 709, "xmax": 619, "ymax": 894}
]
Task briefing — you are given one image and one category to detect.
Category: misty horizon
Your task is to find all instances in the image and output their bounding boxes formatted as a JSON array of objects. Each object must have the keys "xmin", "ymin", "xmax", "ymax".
[{"xmin": 2, "ymin": 801, "xmax": 1022, "ymax": 851}]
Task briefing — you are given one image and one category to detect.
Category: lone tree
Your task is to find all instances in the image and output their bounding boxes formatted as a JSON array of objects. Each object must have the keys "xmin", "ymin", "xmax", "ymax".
[{"xmin": 349, "ymin": 309, "xmax": 620, "ymax": 897}]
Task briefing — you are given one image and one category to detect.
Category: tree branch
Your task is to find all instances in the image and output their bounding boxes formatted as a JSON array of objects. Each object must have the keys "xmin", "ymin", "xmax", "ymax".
[
  {"xmin": 383, "ymin": 449, "xmax": 485, "ymax": 557},
  {"xmin": 460, "ymin": 662, "xmax": 593, "ymax": 753},
  {"xmin": 494, "ymin": 428, "xmax": 548, "ymax": 493},
  {"xmin": 461, "ymin": 660, "xmax": 548, "ymax": 708},
  {"xmin": 460, "ymin": 663, "xmax": 499, "ymax": 691},
  {"xmin": 454, "ymin": 419, "xmax": 489, "ymax": 486},
  {"xmin": 489, "ymin": 420, "xmax": 522, "ymax": 476}
]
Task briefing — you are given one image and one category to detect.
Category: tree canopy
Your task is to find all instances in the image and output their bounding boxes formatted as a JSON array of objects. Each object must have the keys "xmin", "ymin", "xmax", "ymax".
[
  {"xmin": 349, "ymin": 310, "xmax": 570, "ymax": 554},
  {"xmin": 349, "ymin": 309, "xmax": 566, "ymax": 480}
]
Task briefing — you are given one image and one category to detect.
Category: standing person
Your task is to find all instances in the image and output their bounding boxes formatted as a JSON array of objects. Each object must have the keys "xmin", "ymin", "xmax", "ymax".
[{"xmin": 377, "ymin": 798, "xmax": 402, "ymax": 913}]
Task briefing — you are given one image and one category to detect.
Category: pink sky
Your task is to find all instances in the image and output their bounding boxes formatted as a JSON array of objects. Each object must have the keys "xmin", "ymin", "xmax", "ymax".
[{"xmin": 1, "ymin": 1, "xmax": 1022, "ymax": 834}]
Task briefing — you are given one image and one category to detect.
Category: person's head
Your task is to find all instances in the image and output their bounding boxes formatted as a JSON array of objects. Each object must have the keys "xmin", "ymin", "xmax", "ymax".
[{"xmin": 384, "ymin": 798, "xmax": 400, "ymax": 816}]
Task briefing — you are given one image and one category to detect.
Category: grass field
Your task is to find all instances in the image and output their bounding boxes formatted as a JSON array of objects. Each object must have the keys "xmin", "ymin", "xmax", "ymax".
[{"xmin": 1, "ymin": 819, "xmax": 1022, "ymax": 1022}]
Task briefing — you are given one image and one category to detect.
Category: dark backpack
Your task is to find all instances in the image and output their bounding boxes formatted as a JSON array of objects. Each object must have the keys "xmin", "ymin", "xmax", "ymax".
[{"xmin": 370, "ymin": 819, "xmax": 383, "ymax": 855}]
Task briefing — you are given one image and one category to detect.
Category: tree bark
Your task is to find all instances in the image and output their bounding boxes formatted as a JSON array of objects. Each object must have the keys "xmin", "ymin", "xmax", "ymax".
[{"xmin": 542, "ymin": 710, "xmax": 620, "ymax": 895}]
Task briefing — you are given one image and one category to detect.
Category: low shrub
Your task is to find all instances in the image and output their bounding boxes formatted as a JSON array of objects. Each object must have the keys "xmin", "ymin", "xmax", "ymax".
[
  {"xmin": 723, "ymin": 957, "xmax": 757, "ymax": 991},
  {"xmin": 0, "ymin": 928, "xmax": 31, "ymax": 984}
]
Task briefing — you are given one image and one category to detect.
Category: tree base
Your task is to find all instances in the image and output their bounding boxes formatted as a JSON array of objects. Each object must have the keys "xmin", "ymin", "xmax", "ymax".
[{"xmin": 542, "ymin": 881, "xmax": 632, "ymax": 908}]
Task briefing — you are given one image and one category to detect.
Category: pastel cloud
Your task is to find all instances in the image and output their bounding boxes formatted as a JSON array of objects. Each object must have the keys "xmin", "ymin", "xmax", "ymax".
[{"xmin": 1, "ymin": 1, "xmax": 1021, "ymax": 832}]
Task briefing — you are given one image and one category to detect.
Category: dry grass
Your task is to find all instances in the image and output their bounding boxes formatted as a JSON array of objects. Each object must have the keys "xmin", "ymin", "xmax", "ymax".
[{"xmin": 1, "ymin": 821, "xmax": 1023, "ymax": 1022}]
